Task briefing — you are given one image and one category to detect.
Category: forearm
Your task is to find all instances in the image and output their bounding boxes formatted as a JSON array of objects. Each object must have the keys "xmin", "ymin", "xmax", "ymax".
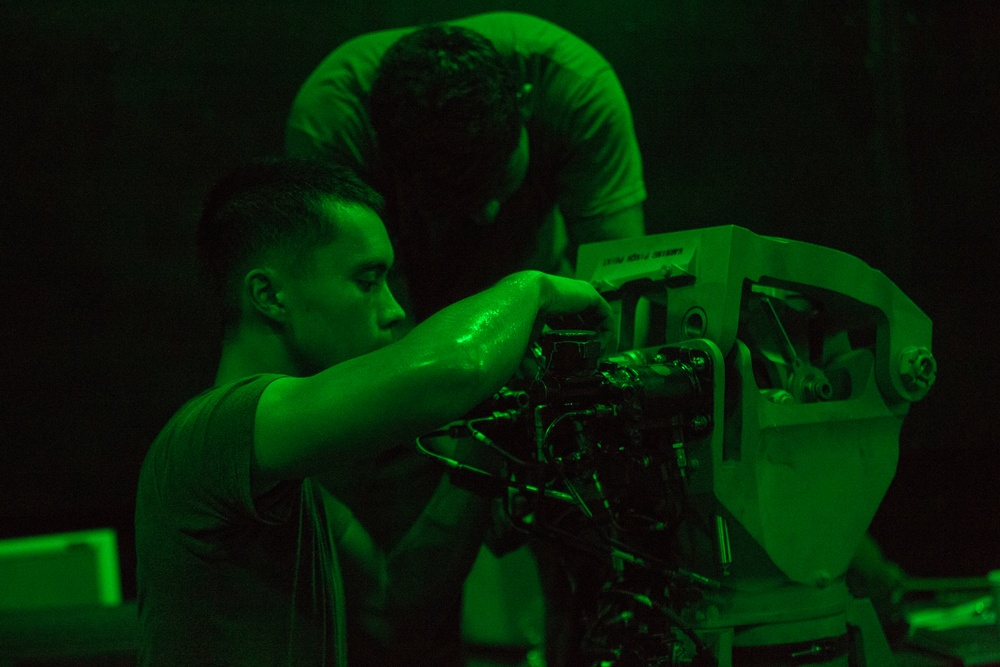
[
  {"xmin": 381, "ymin": 476, "xmax": 493, "ymax": 644},
  {"xmin": 398, "ymin": 270, "xmax": 548, "ymax": 395},
  {"xmin": 254, "ymin": 272, "xmax": 564, "ymax": 481}
]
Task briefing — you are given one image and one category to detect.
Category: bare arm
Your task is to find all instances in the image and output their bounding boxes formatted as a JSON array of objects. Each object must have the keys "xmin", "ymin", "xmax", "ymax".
[
  {"xmin": 252, "ymin": 271, "xmax": 615, "ymax": 489},
  {"xmin": 379, "ymin": 475, "xmax": 492, "ymax": 658}
]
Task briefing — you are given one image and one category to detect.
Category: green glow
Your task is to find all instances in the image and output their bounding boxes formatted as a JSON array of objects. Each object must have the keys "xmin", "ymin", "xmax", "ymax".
[{"xmin": 0, "ymin": 528, "xmax": 122, "ymax": 609}]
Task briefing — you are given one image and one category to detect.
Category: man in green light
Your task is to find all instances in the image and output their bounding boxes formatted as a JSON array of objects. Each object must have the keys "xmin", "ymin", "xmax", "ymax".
[
  {"xmin": 286, "ymin": 16, "xmax": 646, "ymax": 662},
  {"xmin": 133, "ymin": 158, "xmax": 614, "ymax": 665},
  {"xmin": 286, "ymin": 12, "xmax": 646, "ymax": 321}
]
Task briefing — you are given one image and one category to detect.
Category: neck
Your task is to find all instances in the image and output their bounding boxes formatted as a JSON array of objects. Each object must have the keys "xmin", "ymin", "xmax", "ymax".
[{"xmin": 214, "ymin": 323, "xmax": 298, "ymax": 386}]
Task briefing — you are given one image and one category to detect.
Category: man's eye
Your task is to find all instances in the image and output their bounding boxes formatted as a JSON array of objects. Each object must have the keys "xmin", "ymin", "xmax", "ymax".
[{"xmin": 356, "ymin": 275, "xmax": 380, "ymax": 292}]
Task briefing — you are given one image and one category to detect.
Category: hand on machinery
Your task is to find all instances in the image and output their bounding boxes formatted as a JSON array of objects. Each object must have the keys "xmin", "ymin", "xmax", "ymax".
[{"xmin": 536, "ymin": 273, "xmax": 618, "ymax": 356}]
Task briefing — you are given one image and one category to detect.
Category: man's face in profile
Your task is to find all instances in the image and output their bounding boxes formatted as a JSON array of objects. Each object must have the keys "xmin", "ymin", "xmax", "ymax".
[{"xmin": 278, "ymin": 200, "xmax": 405, "ymax": 375}]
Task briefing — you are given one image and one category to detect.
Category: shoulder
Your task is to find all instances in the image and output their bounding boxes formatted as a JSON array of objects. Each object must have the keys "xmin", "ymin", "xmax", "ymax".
[
  {"xmin": 140, "ymin": 375, "xmax": 283, "ymax": 487},
  {"xmin": 136, "ymin": 375, "xmax": 287, "ymax": 527},
  {"xmin": 286, "ymin": 26, "xmax": 412, "ymax": 165},
  {"xmin": 173, "ymin": 375, "xmax": 281, "ymax": 434},
  {"xmin": 325, "ymin": 26, "xmax": 407, "ymax": 70}
]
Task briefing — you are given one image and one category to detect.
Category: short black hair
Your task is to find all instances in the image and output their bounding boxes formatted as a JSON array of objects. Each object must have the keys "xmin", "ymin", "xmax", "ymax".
[
  {"xmin": 368, "ymin": 24, "xmax": 522, "ymax": 220},
  {"xmin": 196, "ymin": 157, "xmax": 384, "ymax": 329}
]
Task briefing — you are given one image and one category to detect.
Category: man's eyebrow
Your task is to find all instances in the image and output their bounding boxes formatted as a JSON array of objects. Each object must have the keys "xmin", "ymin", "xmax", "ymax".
[{"xmin": 353, "ymin": 260, "xmax": 392, "ymax": 275}]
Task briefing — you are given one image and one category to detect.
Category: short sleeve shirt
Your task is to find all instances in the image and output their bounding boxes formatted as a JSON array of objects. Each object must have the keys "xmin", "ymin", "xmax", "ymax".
[{"xmin": 134, "ymin": 375, "xmax": 348, "ymax": 666}]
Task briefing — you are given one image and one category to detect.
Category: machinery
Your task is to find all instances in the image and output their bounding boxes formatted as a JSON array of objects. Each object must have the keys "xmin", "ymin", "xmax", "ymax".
[{"xmin": 421, "ymin": 226, "xmax": 936, "ymax": 666}]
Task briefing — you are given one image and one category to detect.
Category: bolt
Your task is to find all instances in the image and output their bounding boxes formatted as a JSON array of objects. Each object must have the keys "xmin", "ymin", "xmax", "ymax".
[
  {"xmin": 898, "ymin": 346, "xmax": 937, "ymax": 397},
  {"xmin": 803, "ymin": 377, "xmax": 833, "ymax": 402}
]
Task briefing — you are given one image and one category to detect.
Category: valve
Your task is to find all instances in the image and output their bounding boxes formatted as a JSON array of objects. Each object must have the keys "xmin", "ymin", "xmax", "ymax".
[{"xmin": 898, "ymin": 346, "xmax": 936, "ymax": 399}]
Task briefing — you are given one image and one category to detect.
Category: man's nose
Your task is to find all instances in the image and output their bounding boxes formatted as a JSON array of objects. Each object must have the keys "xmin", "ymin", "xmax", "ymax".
[{"xmin": 380, "ymin": 287, "xmax": 407, "ymax": 328}]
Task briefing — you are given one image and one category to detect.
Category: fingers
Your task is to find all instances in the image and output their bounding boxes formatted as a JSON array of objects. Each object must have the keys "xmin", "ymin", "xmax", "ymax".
[
  {"xmin": 541, "ymin": 275, "xmax": 618, "ymax": 355},
  {"xmin": 542, "ymin": 275, "xmax": 603, "ymax": 314},
  {"xmin": 576, "ymin": 302, "xmax": 618, "ymax": 356},
  {"xmin": 587, "ymin": 302, "xmax": 619, "ymax": 355}
]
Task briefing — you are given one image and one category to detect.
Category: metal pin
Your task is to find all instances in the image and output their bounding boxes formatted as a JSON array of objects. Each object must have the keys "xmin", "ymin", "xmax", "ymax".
[{"xmin": 716, "ymin": 515, "xmax": 733, "ymax": 576}]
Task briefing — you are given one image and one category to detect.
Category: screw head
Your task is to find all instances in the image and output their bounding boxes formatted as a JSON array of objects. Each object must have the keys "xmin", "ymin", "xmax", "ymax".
[
  {"xmin": 898, "ymin": 346, "xmax": 937, "ymax": 398},
  {"xmin": 691, "ymin": 415, "xmax": 710, "ymax": 431}
]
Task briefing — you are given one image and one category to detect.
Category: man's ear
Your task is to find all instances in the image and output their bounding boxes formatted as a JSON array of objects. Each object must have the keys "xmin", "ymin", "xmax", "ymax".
[{"xmin": 244, "ymin": 268, "xmax": 288, "ymax": 324}]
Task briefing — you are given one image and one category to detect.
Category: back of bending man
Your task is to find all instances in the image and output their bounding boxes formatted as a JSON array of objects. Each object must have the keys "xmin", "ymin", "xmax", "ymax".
[
  {"xmin": 134, "ymin": 158, "xmax": 614, "ymax": 665},
  {"xmin": 287, "ymin": 12, "xmax": 646, "ymax": 321},
  {"xmin": 286, "ymin": 15, "xmax": 645, "ymax": 663}
]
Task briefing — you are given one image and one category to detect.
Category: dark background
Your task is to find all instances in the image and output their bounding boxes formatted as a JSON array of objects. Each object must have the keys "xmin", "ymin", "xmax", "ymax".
[{"xmin": 2, "ymin": 1, "xmax": 997, "ymax": 601}]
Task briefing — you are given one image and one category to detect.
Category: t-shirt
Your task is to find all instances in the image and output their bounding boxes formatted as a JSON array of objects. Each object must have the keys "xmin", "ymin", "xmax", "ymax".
[
  {"xmin": 134, "ymin": 375, "xmax": 348, "ymax": 666},
  {"xmin": 286, "ymin": 12, "xmax": 646, "ymax": 318}
]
